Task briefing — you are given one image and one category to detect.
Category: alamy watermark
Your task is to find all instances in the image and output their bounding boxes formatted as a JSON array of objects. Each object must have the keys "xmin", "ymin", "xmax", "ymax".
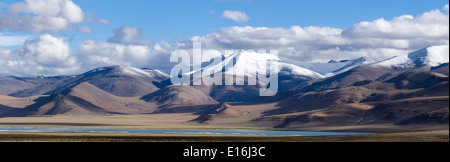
[{"xmin": 170, "ymin": 42, "xmax": 278, "ymax": 96}]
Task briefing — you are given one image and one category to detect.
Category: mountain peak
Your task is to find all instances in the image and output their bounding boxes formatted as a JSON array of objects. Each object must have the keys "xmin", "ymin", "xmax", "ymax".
[
  {"xmin": 370, "ymin": 45, "xmax": 449, "ymax": 69},
  {"xmin": 84, "ymin": 65, "xmax": 168, "ymax": 78},
  {"xmin": 188, "ymin": 49, "xmax": 324, "ymax": 79}
]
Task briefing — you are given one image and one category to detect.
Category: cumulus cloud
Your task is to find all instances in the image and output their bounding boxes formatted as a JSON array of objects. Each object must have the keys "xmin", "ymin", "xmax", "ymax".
[
  {"xmin": 2, "ymin": 24, "xmax": 164, "ymax": 76},
  {"xmin": 0, "ymin": 0, "xmax": 85, "ymax": 33},
  {"xmin": 185, "ymin": 7, "xmax": 449, "ymax": 62},
  {"xmin": 1, "ymin": 33, "xmax": 166, "ymax": 76},
  {"xmin": 78, "ymin": 40, "xmax": 161, "ymax": 68},
  {"xmin": 2, "ymin": 34, "xmax": 79, "ymax": 76},
  {"xmin": 1, "ymin": 5, "xmax": 449, "ymax": 77},
  {"xmin": 0, "ymin": 48, "xmax": 12, "ymax": 75},
  {"xmin": 222, "ymin": 10, "xmax": 250, "ymax": 23},
  {"xmin": 77, "ymin": 26, "xmax": 94, "ymax": 33},
  {"xmin": 107, "ymin": 26, "xmax": 142, "ymax": 43},
  {"xmin": 342, "ymin": 10, "xmax": 449, "ymax": 39}
]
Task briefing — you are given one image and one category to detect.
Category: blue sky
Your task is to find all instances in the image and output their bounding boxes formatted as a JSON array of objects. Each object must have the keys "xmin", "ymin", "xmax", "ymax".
[
  {"xmin": 71, "ymin": 0, "xmax": 448, "ymax": 42},
  {"xmin": 0, "ymin": 0, "xmax": 448, "ymax": 76},
  {"xmin": 2, "ymin": 0, "xmax": 448, "ymax": 44}
]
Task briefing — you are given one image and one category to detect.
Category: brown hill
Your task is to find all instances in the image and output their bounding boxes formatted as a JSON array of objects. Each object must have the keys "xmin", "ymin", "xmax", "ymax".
[
  {"xmin": 255, "ymin": 103, "xmax": 373, "ymax": 128},
  {"xmin": 188, "ymin": 73, "xmax": 313, "ymax": 102},
  {"xmin": 231, "ymin": 71, "xmax": 449, "ymax": 129},
  {"xmin": 386, "ymin": 71, "xmax": 448, "ymax": 89},
  {"xmin": 361, "ymin": 96, "xmax": 449, "ymax": 125},
  {"xmin": 3, "ymin": 93, "xmax": 107, "ymax": 117},
  {"xmin": 0, "ymin": 76, "xmax": 72, "ymax": 96},
  {"xmin": 266, "ymin": 82, "xmax": 399, "ymax": 115},
  {"xmin": 297, "ymin": 65, "xmax": 429, "ymax": 93},
  {"xmin": 0, "ymin": 77, "xmax": 34, "ymax": 95},
  {"xmin": 141, "ymin": 85, "xmax": 219, "ymax": 107},
  {"xmin": 64, "ymin": 82, "xmax": 158, "ymax": 114},
  {"xmin": 0, "ymin": 95, "xmax": 38, "ymax": 108},
  {"xmin": 431, "ymin": 63, "xmax": 449, "ymax": 76},
  {"xmin": 190, "ymin": 102, "xmax": 281, "ymax": 124}
]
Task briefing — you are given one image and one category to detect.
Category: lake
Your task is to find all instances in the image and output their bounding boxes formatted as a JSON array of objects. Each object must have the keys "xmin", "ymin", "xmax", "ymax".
[{"xmin": 0, "ymin": 128, "xmax": 369, "ymax": 136}]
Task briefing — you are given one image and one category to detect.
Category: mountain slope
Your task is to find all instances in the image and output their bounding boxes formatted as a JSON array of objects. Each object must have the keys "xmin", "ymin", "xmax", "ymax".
[
  {"xmin": 295, "ymin": 57, "xmax": 372, "ymax": 77},
  {"xmin": 8, "ymin": 66, "xmax": 169, "ymax": 97},
  {"xmin": 141, "ymin": 85, "xmax": 219, "ymax": 108},
  {"xmin": 180, "ymin": 50, "xmax": 324, "ymax": 102},
  {"xmin": 64, "ymin": 82, "xmax": 158, "ymax": 114},
  {"xmin": 371, "ymin": 45, "xmax": 449, "ymax": 69},
  {"xmin": 0, "ymin": 76, "xmax": 73, "ymax": 96},
  {"xmin": 186, "ymin": 50, "xmax": 324, "ymax": 79},
  {"xmin": 431, "ymin": 63, "xmax": 449, "ymax": 76},
  {"xmin": 361, "ymin": 96, "xmax": 449, "ymax": 125},
  {"xmin": 253, "ymin": 70, "xmax": 449, "ymax": 128},
  {"xmin": 386, "ymin": 71, "xmax": 448, "ymax": 89},
  {"xmin": 0, "ymin": 95, "xmax": 39, "ymax": 108},
  {"xmin": 270, "ymin": 71, "xmax": 449, "ymax": 114},
  {"xmin": 2, "ymin": 94, "xmax": 108, "ymax": 117},
  {"xmin": 296, "ymin": 65, "xmax": 407, "ymax": 92}
]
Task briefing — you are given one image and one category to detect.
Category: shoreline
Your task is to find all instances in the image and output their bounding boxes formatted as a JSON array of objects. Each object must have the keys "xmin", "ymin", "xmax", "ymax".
[
  {"xmin": 0, "ymin": 130, "xmax": 448, "ymax": 142},
  {"xmin": 0, "ymin": 114, "xmax": 448, "ymax": 142},
  {"xmin": 0, "ymin": 127, "xmax": 372, "ymax": 136}
]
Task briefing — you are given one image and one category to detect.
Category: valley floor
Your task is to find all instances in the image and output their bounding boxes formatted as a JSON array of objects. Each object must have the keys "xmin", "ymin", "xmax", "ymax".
[
  {"xmin": 0, "ymin": 130, "xmax": 448, "ymax": 142},
  {"xmin": 0, "ymin": 114, "xmax": 448, "ymax": 142}
]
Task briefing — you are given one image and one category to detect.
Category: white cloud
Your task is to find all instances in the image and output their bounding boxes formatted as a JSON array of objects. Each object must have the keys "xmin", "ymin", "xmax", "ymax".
[
  {"xmin": 1, "ymin": 5, "xmax": 449, "ymax": 77},
  {"xmin": 444, "ymin": 4, "xmax": 449, "ymax": 11},
  {"xmin": 107, "ymin": 26, "xmax": 142, "ymax": 43},
  {"xmin": 77, "ymin": 40, "xmax": 155, "ymax": 70},
  {"xmin": 77, "ymin": 26, "xmax": 94, "ymax": 33},
  {"xmin": 85, "ymin": 12, "xmax": 110, "ymax": 25},
  {"xmin": 342, "ymin": 9, "xmax": 449, "ymax": 39},
  {"xmin": 19, "ymin": 34, "xmax": 75, "ymax": 66},
  {"xmin": 1, "ymin": 32, "xmax": 167, "ymax": 76},
  {"xmin": 222, "ymin": 10, "xmax": 250, "ymax": 23},
  {"xmin": 0, "ymin": 48, "xmax": 12, "ymax": 75},
  {"xmin": 0, "ymin": 0, "xmax": 85, "ymax": 33},
  {"xmin": 180, "ymin": 8, "xmax": 448, "ymax": 62},
  {"xmin": 97, "ymin": 18, "xmax": 111, "ymax": 25},
  {"xmin": 2, "ymin": 34, "xmax": 79, "ymax": 76}
]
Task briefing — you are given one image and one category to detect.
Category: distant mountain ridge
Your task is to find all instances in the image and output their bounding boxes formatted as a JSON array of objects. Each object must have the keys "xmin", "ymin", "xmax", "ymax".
[
  {"xmin": 0, "ymin": 45, "xmax": 448, "ymax": 131},
  {"xmin": 1, "ymin": 45, "xmax": 448, "ymax": 100},
  {"xmin": 370, "ymin": 45, "xmax": 449, "ymax": 69},
  {"xmin": 185, "ymin": 49, "xmax": 325, "ymax": 80},
  {"xmin": 2, "ymin": 66, "xmax": 169, "ymax": 98}
]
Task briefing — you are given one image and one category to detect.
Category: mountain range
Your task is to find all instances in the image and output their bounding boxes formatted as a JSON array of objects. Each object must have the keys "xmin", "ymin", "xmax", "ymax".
[{"xmin": 0, "ymin": 45, "xmax": 448, "ymax": 131}]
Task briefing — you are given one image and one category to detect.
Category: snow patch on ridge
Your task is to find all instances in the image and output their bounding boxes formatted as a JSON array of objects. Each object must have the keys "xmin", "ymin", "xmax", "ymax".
[{"xmin": 371, "ymin": 45, "xmax": 449, "ymax": 69}]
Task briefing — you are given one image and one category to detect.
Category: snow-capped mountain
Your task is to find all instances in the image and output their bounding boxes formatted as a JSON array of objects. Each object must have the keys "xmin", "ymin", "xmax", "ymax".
[
  {"xmin": 295, "ymin": 57, "xmax": 373, "ymax": 77},
  {"xmin": 370, "ymin": 45, "xmax": 449, "ymax": 69},
  {"xmin": 6, "ymin": 65, "xmax": 170, "ymax": 98},
  {"xmin": 185, "ymin": 50, "xmax": 325, "ymax": 79},
  {"xmin": 86, "ymin": 66, "xmax": 169, "ymax": 80}
]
